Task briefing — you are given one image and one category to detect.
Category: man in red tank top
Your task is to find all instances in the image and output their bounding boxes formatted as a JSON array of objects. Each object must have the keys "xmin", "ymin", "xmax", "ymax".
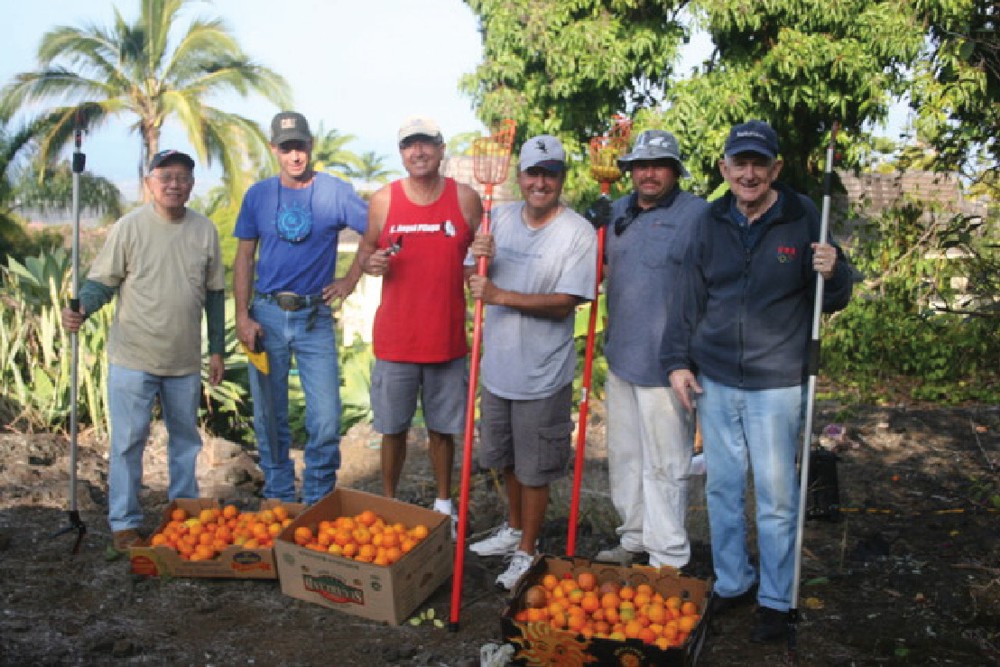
[{"xmin": 358, "ymin": 117, "xmax": 483, "ymax": 530}]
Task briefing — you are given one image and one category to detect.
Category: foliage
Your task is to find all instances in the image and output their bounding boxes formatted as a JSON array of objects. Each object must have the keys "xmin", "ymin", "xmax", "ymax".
[
  {"xmin": 339, "ymin": 337, "xmax": 375, "ymax": 433},
  {"xmin": 823, "ymin": 203, "xmax": 1000, "ymax": 404},
  {"xmin": 13, "ymin": 160, "xmax": 123, "ymax": 221},
  {"xmin": 1, "ymin": 253, "xmax": 111, "ymax": 433},
  {"xmin": 908, "ymin": 0, "xmax": 999, "ymax": 179},
  {"xmin": 461, "ymin": 0, "xmax": 688, "ymax": 159},
  {"xmin": 311, "ymin": 123, "xmax": 362, "ymax": 180},
  {"xmin": 0, "ymin": 248, "xmax": 245, "ymax": 436},
  {"xmin": 0, "ymin": 0, "xmax": 291, "ymax": 205}
]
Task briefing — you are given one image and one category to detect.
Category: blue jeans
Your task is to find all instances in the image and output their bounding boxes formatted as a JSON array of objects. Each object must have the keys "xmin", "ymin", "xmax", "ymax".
[
  {"xmin": 697, "ymin": 374, "xmax": 805, "ymax": 611},
  {"xmin": 107, "ymin": 364, "xmax": 202, "ymax": 532},
  {"xmin": 249, "ymin": 298, "xmax": 341, "ymax": 504}
]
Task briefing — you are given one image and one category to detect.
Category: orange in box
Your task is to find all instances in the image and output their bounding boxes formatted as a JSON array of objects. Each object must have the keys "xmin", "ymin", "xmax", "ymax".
[
  {"xmin": 129, "ymin": 498, "xmax": 303, "ymax": 579},
  {"xmin": 502, "ymin": 555, "xmax": 712, "ymax": 666},
  {"xmin": 274, "ymin": 488, "xmax": 452, "ymax": 624}
]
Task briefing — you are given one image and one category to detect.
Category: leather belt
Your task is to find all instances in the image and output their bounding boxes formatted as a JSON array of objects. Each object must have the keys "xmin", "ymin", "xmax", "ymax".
[{"xmin": 261, "ymin": 292, "xmax": 323, "ymax": 312}]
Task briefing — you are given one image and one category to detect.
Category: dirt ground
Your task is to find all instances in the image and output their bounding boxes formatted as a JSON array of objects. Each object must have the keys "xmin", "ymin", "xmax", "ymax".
[{"xmin": 1, "ymin": 400, "xmax": 998, "ymax": 666}]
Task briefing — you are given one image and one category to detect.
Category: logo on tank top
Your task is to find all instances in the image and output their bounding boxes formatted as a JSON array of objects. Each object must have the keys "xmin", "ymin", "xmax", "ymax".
[{"xmin": 388, "ymin": 220, "xmax": 457, "ymax": 236}]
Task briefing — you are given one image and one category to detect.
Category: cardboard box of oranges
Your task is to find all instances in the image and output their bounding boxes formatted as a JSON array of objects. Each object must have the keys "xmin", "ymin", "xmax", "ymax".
[
  {"xmin": 129, "ymin": 498, "xmax": 304, "ymax": 579},
  {"xmin": 274, "ymin": 488, "xmax": 452, "ymax": 624},
  {"xmin": 502, "ymin": 555, "xmax": 712, "ymax": 667}
]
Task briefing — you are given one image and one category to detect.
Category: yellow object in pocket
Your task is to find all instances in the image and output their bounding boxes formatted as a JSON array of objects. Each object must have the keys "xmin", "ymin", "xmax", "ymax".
[{"xmin": 241, "ymin": 342, "xmax": 269, "ymax": 375}]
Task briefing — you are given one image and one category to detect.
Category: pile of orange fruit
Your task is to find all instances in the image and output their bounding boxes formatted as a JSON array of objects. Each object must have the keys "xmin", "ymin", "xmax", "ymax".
[
  {"xmin": 291, "ymin": 509, "xmax": 430, "ymax": 567},
  {"xmin": 148, "ymin": 503, "xmax": 295, "ymax": 561},
  {"xmin": 512, "ymin": 571, "xmax": 702, "ymax": 650}
]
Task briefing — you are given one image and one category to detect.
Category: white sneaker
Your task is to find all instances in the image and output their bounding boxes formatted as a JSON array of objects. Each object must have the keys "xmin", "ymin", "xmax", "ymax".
[
  {"xmin": 495, "ymin": 550, "xmax": 534, "ymax": 590},
  {"xmin": 594, "ymin": 544, "xmax": 645, "ymax": 566},
  {"xmin": 433, "ymin": 499, "xmax": 458, "ymax": 540},
  {"xmin": 469, "ymin": 523, "xmax": 522, "ymax": 557}
]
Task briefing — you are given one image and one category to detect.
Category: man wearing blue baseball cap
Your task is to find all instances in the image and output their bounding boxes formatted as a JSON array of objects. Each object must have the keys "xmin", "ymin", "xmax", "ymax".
[
  {"xmin": 61, "ymin": 150, "xmax": 225, "ymax": 552},
  {"xmin": 466, "ymin": 135, "xmax": 598, "ymax": 590},
  {"xmin": 662, "ymin": 120, "xmax": 853, "ymax": 643}
]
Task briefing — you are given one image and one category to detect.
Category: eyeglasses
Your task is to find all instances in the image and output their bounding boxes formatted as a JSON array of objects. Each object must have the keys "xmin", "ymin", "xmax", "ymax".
[{"xmin": 150, "ymin": 174, "xmax": 194, "ymax": 185}]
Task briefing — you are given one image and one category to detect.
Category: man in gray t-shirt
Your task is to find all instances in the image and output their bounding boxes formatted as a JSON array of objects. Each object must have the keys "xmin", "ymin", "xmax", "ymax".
[{"xmin": 467, "ymin": 135, "xmax": 597, "ymax": 590}]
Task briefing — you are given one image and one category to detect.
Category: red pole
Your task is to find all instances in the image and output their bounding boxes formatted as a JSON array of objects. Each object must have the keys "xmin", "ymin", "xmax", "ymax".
[
  {"xmin": 450, "ymin": 120, "xmax": 515, "ymax": 631},
  {"xmin": 566, "ymin": 184, "xmax": 609, "ymax": 557},
  {"xmin": 449, "ymin": 190, "xmax": 492, "ymax": 631}
]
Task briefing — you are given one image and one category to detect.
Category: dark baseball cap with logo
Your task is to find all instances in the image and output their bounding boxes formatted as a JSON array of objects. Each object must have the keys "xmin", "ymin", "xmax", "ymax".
[
  {"xmin": 147, "ymin": 149, "xmax": 195, "ymax": 173},
  {"xmin": 270, "ymin": 111, "xmax": 312, "ymax": 145},
  {"xmin": 724, "ymin": 120, "xmax": 780, "ymax": 159}
]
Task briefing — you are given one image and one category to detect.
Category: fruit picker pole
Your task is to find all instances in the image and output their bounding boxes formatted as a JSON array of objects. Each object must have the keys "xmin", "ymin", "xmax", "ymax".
[
  {"xmin": 789, "ymin": 121, "xmax": 840, "ymax": 653},
  {"xmin": 450, "ymin": 119, "xmax": 516, "ymax": 632},
  {"xmin": 52, "ymin": 109, "xmax": 89, "ymax": 554},
  {"xmin": 566, "ymin": 116, "xmax": 631, "ymax": 557}
]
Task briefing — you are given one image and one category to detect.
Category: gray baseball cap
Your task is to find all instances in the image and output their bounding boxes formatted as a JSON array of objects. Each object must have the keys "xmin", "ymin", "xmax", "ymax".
[
  {"xmin": 519, "ymin": 134, "xmax": 566, "ymax": 172},
  {"xmin": 618, "ymin": 130, "xmax": 689, "ymax": 177}
]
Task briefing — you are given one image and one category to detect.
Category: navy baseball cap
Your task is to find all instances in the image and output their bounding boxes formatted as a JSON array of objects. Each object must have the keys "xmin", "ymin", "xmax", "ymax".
[
  {"xmin": 724, "ymin": 120, "xmax": 780, "ymax": 159},
  {"xmin": 148, "ymin": 149, "xmax": 194, "ymax": 173}
]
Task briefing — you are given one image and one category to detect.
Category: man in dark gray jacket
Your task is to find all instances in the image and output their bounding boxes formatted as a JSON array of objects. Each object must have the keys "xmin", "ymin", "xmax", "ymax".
[
  {"xmin": 662, "ymin": 120, "xmax": 852, "ymax": 644},
  {"xmin": 595, "ymin": 130, "xmax": 707, "ymax": 571}
]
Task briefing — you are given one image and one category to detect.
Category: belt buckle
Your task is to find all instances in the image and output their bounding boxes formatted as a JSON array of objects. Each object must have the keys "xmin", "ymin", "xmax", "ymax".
[{"xmin": 274, "ymin": 292, "xmax": 302, "ymax": 311}]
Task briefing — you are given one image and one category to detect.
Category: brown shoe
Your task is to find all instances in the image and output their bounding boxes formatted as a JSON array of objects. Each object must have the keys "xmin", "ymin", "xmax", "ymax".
[{"xmin": 113, "ymin": 529, "xmax": 143, "ymax": 552}]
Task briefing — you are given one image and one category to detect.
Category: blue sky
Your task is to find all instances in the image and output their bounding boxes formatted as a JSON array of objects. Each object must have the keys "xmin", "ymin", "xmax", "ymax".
[{"xmin": 2, "ymin": 0, "xmax": 486, "ymax": 196}]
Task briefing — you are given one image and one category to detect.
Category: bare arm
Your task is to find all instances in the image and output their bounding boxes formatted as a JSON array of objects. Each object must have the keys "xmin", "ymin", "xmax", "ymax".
[
  {"xmin": 466, "ymin": 230, "xmax": 584, "ymax": 320},
  {"xmin": 357, "ymin": 186, "xmax": 392, "ymax": 277},
  {"xmin": 233, "ymin": 238, "xmax": 261, "ymax": 348},
  {"xmin": 467, "ymin": 274, "xmax": 582, "ymax": 320}
]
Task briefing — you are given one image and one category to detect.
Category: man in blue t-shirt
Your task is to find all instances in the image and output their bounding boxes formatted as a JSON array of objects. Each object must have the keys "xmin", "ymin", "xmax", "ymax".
[{"xmin": 233, "ymin": 111, "xmax": 368, "ymax": 504}]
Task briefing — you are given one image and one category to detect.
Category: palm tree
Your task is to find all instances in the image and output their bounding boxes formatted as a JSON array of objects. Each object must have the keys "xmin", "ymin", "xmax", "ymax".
[
  {"xmin": 348, "ymin": 151, "xmax": 399, "ymax": 191},
  {"xmin": 311, "ymin": 123, "xmax": 362, "ymax": 180},
  {"xmin": 0, "ymin": 0, "xmax": 292, "ymax": 203}
]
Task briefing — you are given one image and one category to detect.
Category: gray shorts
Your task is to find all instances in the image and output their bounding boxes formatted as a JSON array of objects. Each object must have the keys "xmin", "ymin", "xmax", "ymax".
[
  {"xmin": 370, "ymin": 358, "xmax": 467, "ymax": 435},
  {"xmin": 478, "ymin": 384, "xmax": 574, "ymax": 486}
]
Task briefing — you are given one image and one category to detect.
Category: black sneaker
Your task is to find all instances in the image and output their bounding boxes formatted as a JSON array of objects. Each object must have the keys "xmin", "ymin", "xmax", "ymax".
[
  {"xmin": 708, "ymin": 583, "xmax": 757, "ymax": 616},
  {"xmin": 750, "ymin": 606, "xmax": 791, "ymax": 643}
]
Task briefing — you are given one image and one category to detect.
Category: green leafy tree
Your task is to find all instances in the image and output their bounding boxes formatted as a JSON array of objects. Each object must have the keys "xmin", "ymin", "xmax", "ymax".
[
  {"xmin": 461, "ymin": 0, "xmax": 688, "ymax": 146},
  {"xmin": 908, "ymin": 0, "xmax": 998, "ymax": 182},
  {"xmin": 0, "ymin": 0, "xmax": 291, "ymax": 204}
]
